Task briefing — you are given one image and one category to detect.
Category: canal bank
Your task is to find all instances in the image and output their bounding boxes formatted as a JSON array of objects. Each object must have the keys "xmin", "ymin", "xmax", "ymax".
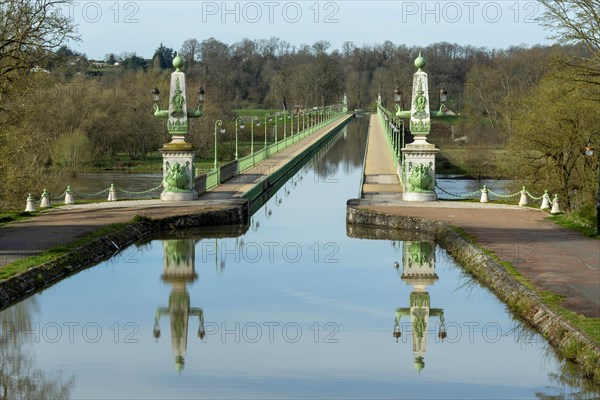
[
  {"xmin": 346, "ymin": 201, "xmax": 600, "ymax": 383},
  {"xmin": 0, "ymin": 115, "xmax": 354, "ymax": 310},
  {"xmin": 0, "ymin": 200, "xmax": 248, "ymax": 309}
]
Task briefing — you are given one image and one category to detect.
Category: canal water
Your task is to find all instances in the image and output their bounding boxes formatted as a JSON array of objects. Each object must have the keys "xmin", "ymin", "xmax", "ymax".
[{"xmin": 1, "ymin": 115, "xmax": 598, "ymax": 399}]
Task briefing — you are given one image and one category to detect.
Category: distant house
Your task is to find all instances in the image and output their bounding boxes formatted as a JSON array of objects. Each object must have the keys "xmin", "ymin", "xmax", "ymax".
[
  {"xmin": 91, "ymin": 62, "xmax": 109, "ymax": 69},
  {"xmin": 30, "ymin": 66, "xmax": 50, "ymax": 74}
]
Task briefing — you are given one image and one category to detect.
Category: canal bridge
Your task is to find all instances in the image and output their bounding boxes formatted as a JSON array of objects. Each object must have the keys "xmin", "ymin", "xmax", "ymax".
[{"xmin": 2, "ymin": 108, "xmax": 598, "ymax": 320}]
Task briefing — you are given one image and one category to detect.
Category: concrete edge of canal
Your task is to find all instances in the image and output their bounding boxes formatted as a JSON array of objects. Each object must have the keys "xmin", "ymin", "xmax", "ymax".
[
  {"xmin": 346, "ymin": 201, "xmax": 600, "ymax": 383},
  {"xmin": 0, "ymin": 200, "xmax": 248, "ymax": 311}
]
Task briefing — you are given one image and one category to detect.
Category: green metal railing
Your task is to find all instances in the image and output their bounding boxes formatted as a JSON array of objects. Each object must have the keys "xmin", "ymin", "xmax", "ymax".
[
  {"xmin": 234, "ymin": 108, "xmax": 347, "ymax": 175},
  {"xmin": 205, "ymin": 168, "xmax": 220, "ymax": 190},
  {"xmin": 200, "ymin": 105, "xmax": 346, "ymax": 191},
  {"xmin": 376, "ymin": 103, "xmax": 405, "ymax": 183}
]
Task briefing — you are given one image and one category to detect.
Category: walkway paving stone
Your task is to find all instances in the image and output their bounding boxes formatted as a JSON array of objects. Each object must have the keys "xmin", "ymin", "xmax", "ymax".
[{"xmin": 362, "ymin": 114, "xmax": 402, "ymax": 201}]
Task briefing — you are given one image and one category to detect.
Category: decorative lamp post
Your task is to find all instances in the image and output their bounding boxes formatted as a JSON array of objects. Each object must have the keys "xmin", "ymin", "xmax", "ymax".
[
  {"xmin": 152, "ymin": 54, "xmax": 204, "ymax": 201},
  {"xmin": 250, "ymin": 116, "xmax": 259, "ymax": 154},
  {"xmin": 152, "ymin": 86, "xmax": 160, "ymax": 102},
  {"xmin": 264, "ymin": 113, "xmax": 270, "ymax": 147},
  {"xmin": 393, "ymin": 89, "xmax": 407, "ymax": 163},
  {"xmin": 439, "ymin": 87, "xmax": 448, "ymax": 112},
  {"xmin": 585, "ymin": 139, "xmax": 600, "ymax": 235},
  {"xmin": 274, "ymin": 112, "xmax": 280, "ymax": 143},
  {"xmin": 213, "ymin": 120, "xmax": 225, "ymax": 170},
  {"xmin": 234, "ymin": 117, "xmax": 244, "ymax": 160}
]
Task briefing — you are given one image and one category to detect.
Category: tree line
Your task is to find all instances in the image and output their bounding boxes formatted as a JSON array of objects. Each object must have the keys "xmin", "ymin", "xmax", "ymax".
[{"xmin": 1, "ymin": 0, "xmax": 598, "ymax": 216}]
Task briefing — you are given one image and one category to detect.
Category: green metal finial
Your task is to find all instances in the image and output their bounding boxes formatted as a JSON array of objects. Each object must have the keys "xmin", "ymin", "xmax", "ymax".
[
  {"xmin": 173, "ymin": 52, "xmax": 183, "ymax": 71},
  {"xmin": 414, "ymin": 356, "xmax": 425, "ymax": 373},
  {"xmin": 415, "ymin": 51, "xmax": 426, "ymax": 70}
]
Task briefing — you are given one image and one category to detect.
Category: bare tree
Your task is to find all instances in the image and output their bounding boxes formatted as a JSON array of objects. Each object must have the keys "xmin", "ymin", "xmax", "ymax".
[
  {"xmin": 180, "ymin": 38, "xmax": 201, "ymax": 67},
  {"xmin": 0, "ymin": 0, "xmax": 78, "ymax": 101},
  {"xmin": 538, "ymin": 0, "xmax": 600, "ymax": 90}
]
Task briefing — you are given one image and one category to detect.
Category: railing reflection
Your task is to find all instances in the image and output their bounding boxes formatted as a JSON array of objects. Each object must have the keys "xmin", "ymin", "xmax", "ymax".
[{"xmin": 393, "ymin": 241, "xmax": 446, "ymax": 374}]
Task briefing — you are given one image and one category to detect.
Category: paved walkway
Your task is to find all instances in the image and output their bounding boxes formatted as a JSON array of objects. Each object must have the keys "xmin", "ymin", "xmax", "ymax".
[
  {"xmin": 358, "ymin": 117, "xmax": 600, "ymax": 318},
  {"xmin": 361, "ymin": 114, "xmax": 402, "ymax": 203},
  {"xmin": 0, "ymin": 116, "xmax": 351, "ymax": 268}
]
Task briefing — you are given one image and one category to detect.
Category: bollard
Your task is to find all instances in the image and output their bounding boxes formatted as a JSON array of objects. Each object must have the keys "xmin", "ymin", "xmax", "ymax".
[
  {"xmin": 550, "ymin": 194, "xmax": 561, "ymax": 214},
  {"xmin": 40, "ymin": 189, "xmax": 51, "ymax": 208},
  {"xmin": 540, "ymin": 190, "xmax": 550, "ymax": 210},
  {"xmin": 25, "ymin": 193, "xmax": 36, "ymax": 212},
  {"xmin": 65, "ymin": 186, "xmax": 74, "ymax": 205},
  {"xmin": 518, "ymin": 186, "xmax": 528, "ymax": 206},
  {"xmin": 480, "ymin": 185, "xmax": 489, "ymax": 203},
  {"xmin": 107, "ymin": 184, "xmax": 117, "ymax": 201}
]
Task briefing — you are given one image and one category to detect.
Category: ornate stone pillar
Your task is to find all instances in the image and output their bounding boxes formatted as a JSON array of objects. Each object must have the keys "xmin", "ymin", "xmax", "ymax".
[{"xmin": 402, "ymin": 53, "xmax": 439, "ymax": 201}]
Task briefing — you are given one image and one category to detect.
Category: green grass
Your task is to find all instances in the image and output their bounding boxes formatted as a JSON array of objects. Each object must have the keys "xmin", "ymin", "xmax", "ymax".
[
  {"xmin": 547, "ymin": 212, "xmax": 599, "ymax": 239},
  {"xmin": 0, "ymin": 211, "xmax": 38, "ymax": 227},
  {"xmin": 0, "ymin": 221, "xmax": 134, "ymax": 282},
  {"xmin": 437, "ymin": 147, "xmax": 514, "ymax": 178}
]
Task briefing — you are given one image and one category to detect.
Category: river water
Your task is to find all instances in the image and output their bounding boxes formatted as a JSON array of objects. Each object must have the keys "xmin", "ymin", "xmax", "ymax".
[{"xmin": 1, "ymin": 115, "xmax": 598, "ymax": 399}]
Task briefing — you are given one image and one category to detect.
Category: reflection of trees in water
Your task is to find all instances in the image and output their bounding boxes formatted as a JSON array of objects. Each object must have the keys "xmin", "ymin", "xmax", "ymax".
[
  {"xmin": 454, "ymin": 263, "xmax": 600, "ymax": 398},
  {"xmin": 535, "ymin": 348, "xmax": 600, "ymax": 399},
  {"xmin": 0, "ymin": 298, "xmax": 74, "ymax": 399},
  {"xmin": 310, "ymin": 117, "xmax": 369, "ymax": 181}
]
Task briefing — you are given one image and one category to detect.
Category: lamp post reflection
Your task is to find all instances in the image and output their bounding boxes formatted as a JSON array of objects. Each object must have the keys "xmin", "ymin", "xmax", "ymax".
[
  {"xmin": 153, "ymin": 239, "xmax": 205, "ymax": 373},
  {"xmin": 393, "ymin": 241, "xmax": 446, "ymax": 374}
]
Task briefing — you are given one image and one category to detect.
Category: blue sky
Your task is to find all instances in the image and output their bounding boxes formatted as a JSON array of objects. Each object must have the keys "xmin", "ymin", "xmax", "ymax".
[{"xmin": 62, "ymin": 1, "xmax": 554, "ymax": 60}]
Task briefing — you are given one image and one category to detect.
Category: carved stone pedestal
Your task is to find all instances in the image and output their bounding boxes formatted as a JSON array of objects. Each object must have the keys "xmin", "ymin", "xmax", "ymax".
[
  {"xmin": 402, "ymin": 140, "xmax": 438, "ymax": 202},
  {"xmin": 160, "ymin": 141, "xmax": 197, "ymax": 201}
]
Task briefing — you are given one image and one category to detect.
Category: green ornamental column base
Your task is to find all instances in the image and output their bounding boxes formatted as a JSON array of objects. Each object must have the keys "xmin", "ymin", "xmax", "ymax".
[
  {"xmin": 160, "ymin": 146, "xmax": 197, "ymax": 201},
  {"xmin": 402, "ymin": 139, "xmax": 439, "ymax": 202}
]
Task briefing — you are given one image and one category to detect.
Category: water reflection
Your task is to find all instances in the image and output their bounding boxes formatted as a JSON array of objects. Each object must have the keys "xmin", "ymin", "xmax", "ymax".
[
  {"xmin": 0, "ymin": 299, "xmax": 74, "ymax": 399},
  {"xmin": 2, "ymin": 116, "xmax": 599, "ymax": 398},
  {"xmin": 392, "ymin": 241, "xmax": 446, "ymax": 373},
  {"xmin": 152, "ymin": 239, "xmax": 205, "ymax": 372}
]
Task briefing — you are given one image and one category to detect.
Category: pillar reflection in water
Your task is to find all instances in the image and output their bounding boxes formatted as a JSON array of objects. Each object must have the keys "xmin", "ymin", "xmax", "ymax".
[
  {"xmin": 393, "ymin": 241, "xmax": 446, "ymax": 374},
  {"xmin": 153, "ymin": 239, "xmax": 205, "ymax": 372}
]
